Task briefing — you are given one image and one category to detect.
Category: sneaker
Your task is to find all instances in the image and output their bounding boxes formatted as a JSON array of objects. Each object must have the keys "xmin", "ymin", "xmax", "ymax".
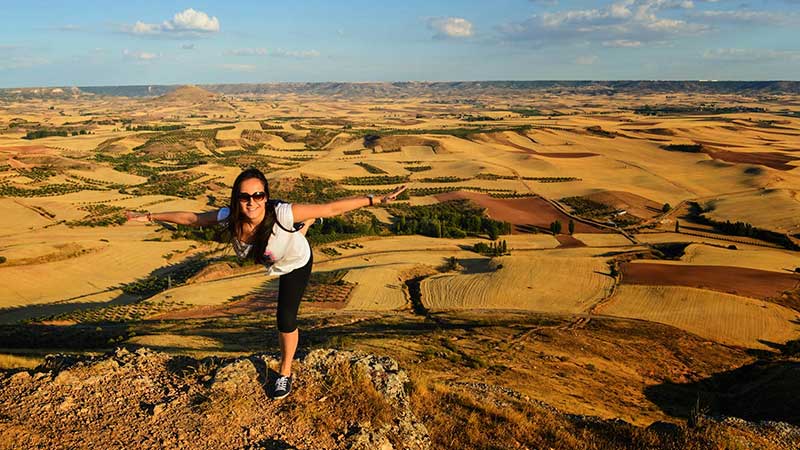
[{"xmin": 273, "ymin": 375, "xmax": 292, "ymax": 399}]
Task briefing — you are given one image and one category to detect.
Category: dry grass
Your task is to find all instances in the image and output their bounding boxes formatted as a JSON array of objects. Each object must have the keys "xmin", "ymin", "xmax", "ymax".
[
  {"xmin": 286, "ymin": 359, "xmax": 395, "ymax": 443},
  {"xmin": 408, "ymin": 375, "xmax": 780, "ymax": 450}
]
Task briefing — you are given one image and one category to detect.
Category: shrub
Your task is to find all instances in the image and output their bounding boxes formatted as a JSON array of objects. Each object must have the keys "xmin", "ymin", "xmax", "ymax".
[
  {"xmin": 0, "ymin": 256, "xmax": 6, "ymax": 264},
  {"xmin": 661, "ymin": 144, "xmax": 703, "ymax": 153},
  {"xmin": 662, "ymin": 203, "xmax": 671, "ymax": 213},
  {"xmin": 354, "ymin": 162, "xmax": 387, "ymax": 174}
]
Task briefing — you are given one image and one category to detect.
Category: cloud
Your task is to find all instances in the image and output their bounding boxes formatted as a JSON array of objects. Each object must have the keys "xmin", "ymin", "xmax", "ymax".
[
  {"xmin": 602, "ymin": 39, "xmax": 642, "ymax": 47},
  {"xmin": 221, "ymin": 63, "xmax": 257, "ymax": 72},
  {"xmin": 181, "ymin": 43, "xmax": 195, "ymax": 50},
  {"xmin": 575, "ymin": 55, "xmax": 598, "ymax": 64},
  {"xmin": 702, "ymin": 48, "xmax": 800, "ymax": 62},
  {"xmin": 689, "ymin": 10, "xmax": 794, "ymax": 25},
  {"xmin": 224, "ymin": 48, "xmax": 269, "ymax": 56},
  {"xmin": 57, "ymin": 24, "xmax": 82, "ymax": 32},
  {"xmin": 170, "ymin": 8, "xmax": 220, "ymax": 32},
  {"xmin": 271, "ymin": 49, "xmax": 320, "ymax": 58},
  {"xmin": 223, "ymin": 48, "xmax": 320, "ymax": 58},
  {"xmin": 124, "ymin": 8, "xmax": 220, "ymax": 37},
  {"xmin": 498, "ymin": 0, "xmax": 708, "ymax": 47},
  {"xmin": 123, "ymin": 49, "xmax": 160, "ymax": 61},
  {"xmin": 427, "ymin": 17, "xmax": 474, "ymax": 39}
]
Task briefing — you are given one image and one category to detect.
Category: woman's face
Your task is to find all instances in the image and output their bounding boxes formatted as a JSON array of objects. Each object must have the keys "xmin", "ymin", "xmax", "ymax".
[{"xmin": 238, "ymin": 178, "xmax": 268, "ymax": 223}]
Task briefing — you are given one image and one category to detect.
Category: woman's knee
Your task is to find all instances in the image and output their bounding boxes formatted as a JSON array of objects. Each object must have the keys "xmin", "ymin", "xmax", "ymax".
[{"xmin": 277, "ymin": 313, "xmax": 298, "ymax": 333}]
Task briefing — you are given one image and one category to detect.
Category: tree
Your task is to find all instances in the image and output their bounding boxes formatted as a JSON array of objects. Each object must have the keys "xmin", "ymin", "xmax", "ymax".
[
  {"xmin": 675, "ymin": 220, "xmax": 680, "ymax": 233},
  {"xmin": 550, "ymin": 220, "xmax": 562, "ymax": 235},
  {"xmin": 486, "ymin": 222, "xmax": 500, "ymax": 240},
  {"xmin": 662, "ymin": 203, "xmax": 671, "ymax": 213},
  {"xmin": 568, "ymin": 219, "xmax": 575, "ymax": 235}
]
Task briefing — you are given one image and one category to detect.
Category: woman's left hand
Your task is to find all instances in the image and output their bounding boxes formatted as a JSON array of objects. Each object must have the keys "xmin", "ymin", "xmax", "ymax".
[{"xmin": 380, "ymin": 185, "xmax": 407, "ymax": 204}]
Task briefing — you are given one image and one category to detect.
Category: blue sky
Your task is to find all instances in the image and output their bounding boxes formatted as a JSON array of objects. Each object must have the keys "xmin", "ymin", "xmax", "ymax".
[{"xmin": 1, "ymin": 0, "xmax": 799, "ymax": 87}]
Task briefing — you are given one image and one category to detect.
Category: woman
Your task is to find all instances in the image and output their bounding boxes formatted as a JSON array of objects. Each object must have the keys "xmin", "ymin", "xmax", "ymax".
[{"xmin": 126, "ymin": 167, "xmax": 406, "ymax": 399}]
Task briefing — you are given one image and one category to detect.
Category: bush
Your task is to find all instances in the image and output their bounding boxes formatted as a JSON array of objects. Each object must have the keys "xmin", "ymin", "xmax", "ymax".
[
  {"xmin": 661, "ymin": 144, "xmax": 703, "ymax": 153},
  {"xmin": 0, "ymin": 256, "xmax": 6, "ymax": 264},
  {"xmin": 354, "ymin": 162, "xmax": 387, "ymax": 174},
  {"xmin": 662, "ymin": 203, "xmax": 671, "ymax": 213},
  {"xmin": 472, "ymin": 240, "xmax": 509, "ymax": 256}
]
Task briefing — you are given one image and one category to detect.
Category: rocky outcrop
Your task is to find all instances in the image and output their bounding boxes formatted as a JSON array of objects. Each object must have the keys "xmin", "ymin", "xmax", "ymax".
[{"xmin": 0, "ymin": 348, "xmax": 430, "ymax": 450}]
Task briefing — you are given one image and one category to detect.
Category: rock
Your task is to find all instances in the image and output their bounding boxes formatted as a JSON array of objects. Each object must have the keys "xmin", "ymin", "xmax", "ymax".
[
  {"xmin": 210, "ymin": 359, "xmax": 259, "ymax": 395},
  {"xmin": 58, "ymin": 396, "xmax": 75, "ymax": 412},
  {"xmin": 345, "ymin": 424, "xmax": 394, "ymax": 450},
  {"xmin": 9, "ymin": 371, "xmax": 31, "ymax": 383},
  {"xmin": 53, "ymin": 370, "xmax": 78, "ymax": 386},
  {"xmin": 152, "ymin": 402, "xmax": 167, "ymax": 416}
]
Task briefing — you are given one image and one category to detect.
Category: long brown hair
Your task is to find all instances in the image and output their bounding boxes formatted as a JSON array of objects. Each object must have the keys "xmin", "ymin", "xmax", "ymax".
[{"xmin": 227, "ymin": 168, "xmax": 276, "ymax": 264}]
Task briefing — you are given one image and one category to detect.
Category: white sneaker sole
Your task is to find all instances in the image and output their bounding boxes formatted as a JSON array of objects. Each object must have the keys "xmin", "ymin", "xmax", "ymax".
[{"xmin": 273, "ymin": 391, "xmax": 290, "ymax": 400}]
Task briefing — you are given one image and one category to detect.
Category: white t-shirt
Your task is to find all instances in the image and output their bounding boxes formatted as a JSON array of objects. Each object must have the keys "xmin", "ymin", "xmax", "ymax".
[{"xmin": 217, "ymin": 202, "xmax": 311, "ymax": 276}]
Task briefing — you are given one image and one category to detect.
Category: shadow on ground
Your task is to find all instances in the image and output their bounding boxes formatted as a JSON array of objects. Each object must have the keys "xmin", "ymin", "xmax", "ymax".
[{"xmin": 644, "ymin": 359, "xmax": 800, "ymax": 425}]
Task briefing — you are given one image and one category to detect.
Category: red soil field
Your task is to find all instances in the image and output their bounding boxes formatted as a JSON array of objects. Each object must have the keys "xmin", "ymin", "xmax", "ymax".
[
  {"xmin": 584, "ymin": 190, "xmax": 662, "ymax": 220},
  {"xmin": 555, "ymin": 235, "xmax": 587, "ymax": 248},
  {"xmin": 435, "ymin": 190, "xmax": 605, "ymax": 234},
  {"xmin": 707, "ymin": 150, "xmax": 799, "ymax": 171},
  {"xmin": 620, "ymin": 262, "xmax": 800, "ymax": 300}
]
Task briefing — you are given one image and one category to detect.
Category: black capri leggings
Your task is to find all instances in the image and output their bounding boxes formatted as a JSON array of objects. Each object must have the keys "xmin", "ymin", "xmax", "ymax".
[{"xmin": 276, "ymin": 250, "xmax": 313, "ymax": 333}]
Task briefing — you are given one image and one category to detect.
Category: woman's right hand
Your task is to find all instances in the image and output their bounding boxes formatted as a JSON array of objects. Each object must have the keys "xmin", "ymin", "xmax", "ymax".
[{"xmin": 125, "ymin": 211, "xmax": 150, "ymax": 223}]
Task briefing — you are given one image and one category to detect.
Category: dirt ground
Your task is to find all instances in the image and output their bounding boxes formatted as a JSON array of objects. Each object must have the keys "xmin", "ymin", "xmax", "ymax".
[
  {"xmin": 435, "ymin": 190, "xmax": 604, "ymax": 233},
  {"xmin": 620, "ymin": 262, "xmax": 800, "ymax": 300}
]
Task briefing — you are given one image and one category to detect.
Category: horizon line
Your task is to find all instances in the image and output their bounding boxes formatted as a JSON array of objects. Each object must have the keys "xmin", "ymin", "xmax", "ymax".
[{"xmin": 2, "ymin": 79, "xmax": 800, "ymax": 90}]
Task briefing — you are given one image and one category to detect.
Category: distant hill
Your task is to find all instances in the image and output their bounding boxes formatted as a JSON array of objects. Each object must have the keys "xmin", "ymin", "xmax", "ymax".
[
  {"xmin": 154, "ymin": 85, "xmax": 218, "ymax": 103},
  {"xmin": 203, "ymin": 81, "xmax": 800, "ymax": 97},
  {"xmin": 3, "ymin": 81, "xmax": 800, "ymax": 100}
]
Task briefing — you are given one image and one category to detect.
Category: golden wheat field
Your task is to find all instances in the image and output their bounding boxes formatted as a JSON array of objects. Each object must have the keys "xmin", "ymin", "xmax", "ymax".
[
  {"xmin": 420, "ymin": 255, "xmax": 615, "ymax": 312},
  {"xmin": 598, "ymin": 285, "xmax": 800, "ymax": 348}
]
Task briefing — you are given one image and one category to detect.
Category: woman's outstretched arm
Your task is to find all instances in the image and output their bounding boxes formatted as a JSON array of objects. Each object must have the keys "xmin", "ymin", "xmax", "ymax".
[
  {"xmin": 291, "ymin": 185, "xmax": 407, "ymax": 223},
  {"xmin": 125, "ymin": 209, "xmax": 221, "ymax": 227}
]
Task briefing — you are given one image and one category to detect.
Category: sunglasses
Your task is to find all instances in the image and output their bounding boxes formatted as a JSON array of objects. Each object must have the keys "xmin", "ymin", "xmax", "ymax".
[{"xmin": 238, "ymin": 191, "xmax": 267, "ymax": 203}]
